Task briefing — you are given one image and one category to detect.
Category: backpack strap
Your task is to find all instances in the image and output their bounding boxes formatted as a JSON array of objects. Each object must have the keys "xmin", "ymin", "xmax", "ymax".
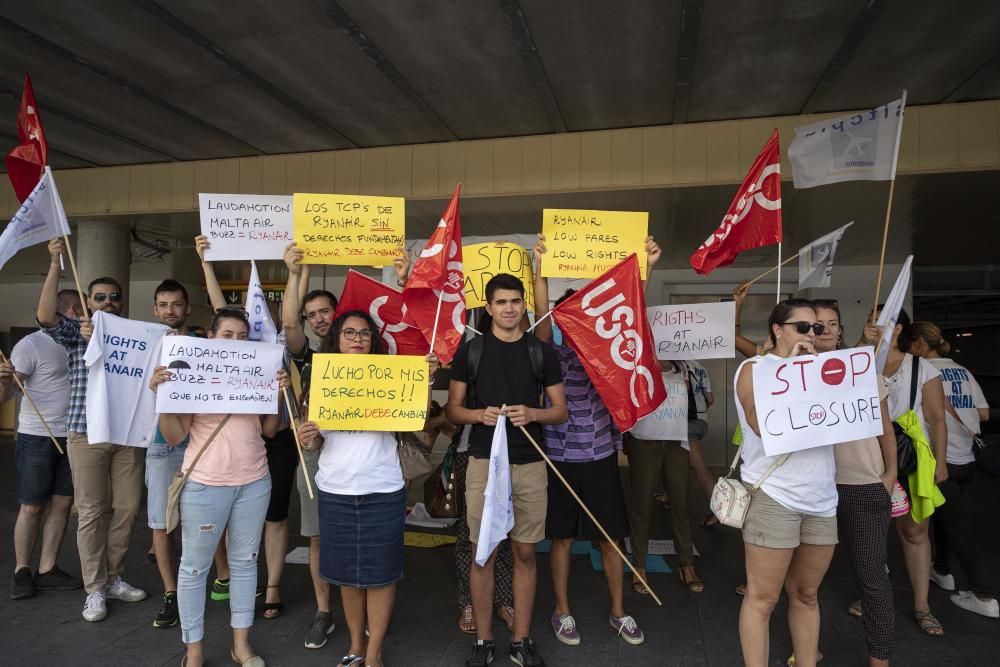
[
  {"xmin": 525, "ymin": 334, "xmax": 546, "ymax": 390},
  {"xmin": 908, "ymin": 355, "xmax": 920, "ymax": 411},
  {"xmin": 465, "ymin": 335, "xmax": 484, "ymax": 408}
]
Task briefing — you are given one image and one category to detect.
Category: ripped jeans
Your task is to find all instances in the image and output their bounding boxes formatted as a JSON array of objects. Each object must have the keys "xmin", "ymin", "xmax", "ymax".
[{"xmin": 177, "ymin": 475, "xmax": 271, "ymax": 644}]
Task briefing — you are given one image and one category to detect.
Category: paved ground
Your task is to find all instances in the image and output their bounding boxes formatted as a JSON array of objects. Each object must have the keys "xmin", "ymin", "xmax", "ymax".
[{"xmin": 1, "ymin": 438, "xmax": 998, "ymax": 666}]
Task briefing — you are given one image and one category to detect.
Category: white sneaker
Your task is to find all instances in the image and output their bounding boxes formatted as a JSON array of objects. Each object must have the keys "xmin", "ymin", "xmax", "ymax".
[
  {"xmin": 950, "ymin": 591, "xmax": 1000, "ymax": 618},
  {"xmin": 106, "ymin": 576, "xmax": 147, "ymax": 602},
  {"xmin": 82, "ymin": 591, "xmax": 107, "ymax": 622},
  {"xmin": 930, "ymin": 569, "xmax": 955, "ymax": 591}
]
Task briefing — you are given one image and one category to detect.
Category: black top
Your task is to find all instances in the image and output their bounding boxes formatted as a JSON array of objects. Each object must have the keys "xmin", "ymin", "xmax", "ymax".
[{"xmin": 450, "ymin": 331, "xmax": 563, "ymax": 464}]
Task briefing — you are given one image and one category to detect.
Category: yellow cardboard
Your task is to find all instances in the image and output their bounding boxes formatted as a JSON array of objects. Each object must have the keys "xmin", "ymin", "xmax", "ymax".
[
  {"xmin": 463, "ymin": 242, "xmax": 535, "ymax": 310},
  {"xmin": 293, "ymin": 193, "xmax": 405, "ymax": 265},
  {"xmin": 540, "ymin": 208, "xmax": 648, "ymax": 279}
]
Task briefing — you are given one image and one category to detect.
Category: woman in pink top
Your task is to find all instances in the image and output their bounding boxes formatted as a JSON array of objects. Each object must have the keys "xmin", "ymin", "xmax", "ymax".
[{"xmin": 151, "ymin": 308, "xmax": 287, "ymax": 667}]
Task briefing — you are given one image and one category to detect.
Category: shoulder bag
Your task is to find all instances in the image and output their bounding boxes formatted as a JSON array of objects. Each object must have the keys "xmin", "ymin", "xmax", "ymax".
[
  {"xmin": 165, "ymin": 415, "xmax": 232, "ymax": 534},
  {"xmin": 710, "ymin": 436, "xmax": 791, "ymax": 529},
  {"xmin": 892, "ymin": 356, "xmax": 921, "ymax": 476},
  {"xmin": 942, "ymin": 396, "xmax": 1000, "ymax": 476}
]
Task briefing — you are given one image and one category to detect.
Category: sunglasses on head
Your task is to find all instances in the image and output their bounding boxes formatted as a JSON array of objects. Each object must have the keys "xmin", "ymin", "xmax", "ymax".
[
  {"xmin": 783, "ymin": 321, "xmax": 824, "ymax": 335},
  {"xmin": 91, "ymin": 292, "xmax": 122, "ymax": 303}
]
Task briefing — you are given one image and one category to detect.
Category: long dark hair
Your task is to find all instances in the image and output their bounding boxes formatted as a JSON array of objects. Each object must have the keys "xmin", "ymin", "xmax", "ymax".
[
  {"xmin": 321, "ymin": 310, "xmax": 386, "ymax": 355},
  {"xmin": 767, "ymin": 298, "xmax": 816, "ymax": 345}
]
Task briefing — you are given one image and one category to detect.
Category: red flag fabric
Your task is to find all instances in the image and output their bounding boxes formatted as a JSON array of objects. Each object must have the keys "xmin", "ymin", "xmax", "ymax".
[
  {"xmin": 402, "ymin": 184, "xmax": 466, "ymax": 363},
  {"xmin": 5, "ymin": 75, "xmax": 49, "ymax": 203},
  {"xmin": 335, "ymin": 270, "xmax": 430, "ymax": 357},
  {"xmin": 552, "ymin": 254, "xmax": 666, "ymax": 432},
  {"xmin": 689, "ymin": 129, "xmax": 782, "ymax": 275}
]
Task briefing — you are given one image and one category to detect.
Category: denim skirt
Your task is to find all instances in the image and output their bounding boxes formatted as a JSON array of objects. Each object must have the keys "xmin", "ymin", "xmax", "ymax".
[{"xmin": 318, "ymin": 487, "xmax": 407, "ymax": 588}]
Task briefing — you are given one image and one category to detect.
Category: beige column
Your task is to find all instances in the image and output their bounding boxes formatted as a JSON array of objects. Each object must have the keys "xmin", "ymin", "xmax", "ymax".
[{"xmin": 74, "ymin": 219, "xmax": 131, "ymax": 308}]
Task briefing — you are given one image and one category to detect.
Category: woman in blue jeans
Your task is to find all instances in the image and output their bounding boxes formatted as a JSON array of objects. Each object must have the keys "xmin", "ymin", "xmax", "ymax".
[
  {"xmin": 151, "ymin": 308, "xmax": 288, "ymax": 667},
  {"xmin": 298, "ymin": 310, "xmax": 438, "ymax": 667}
]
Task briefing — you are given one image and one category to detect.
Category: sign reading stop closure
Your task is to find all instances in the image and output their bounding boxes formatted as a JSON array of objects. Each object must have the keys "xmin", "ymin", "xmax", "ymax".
[{"xmin": 752, "ymin": 347, "xmax": 882, "ymax": 456}]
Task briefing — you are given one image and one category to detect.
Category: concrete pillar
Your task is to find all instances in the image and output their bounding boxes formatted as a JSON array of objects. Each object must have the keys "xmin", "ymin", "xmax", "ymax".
[{"xmin": 74, "ymin": 219, "xmax": 131, "ymax": 308}]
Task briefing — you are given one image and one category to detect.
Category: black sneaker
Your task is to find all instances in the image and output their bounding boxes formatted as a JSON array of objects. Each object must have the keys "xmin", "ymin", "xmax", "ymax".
[
  {"xmin": 153, "ymin": 591, "xmax": 179, "ymax": 628},
  {"xmin": 34, "ymin": 565, "xmax": 82, "ymax": 591},
  {"xmin": 509, "ymin": 638, "xmax": 545, "ymax": 666},
  {"xmin": 10, "ymin": 567, "xmax": 34, "ymax": 600},
  {"xmin": 304, "ymin": 611, "xmax": 336, "ymax": 649},
  {"xmin": 466, "ymin": 639, "xmax": 495, "ymax": 666}
]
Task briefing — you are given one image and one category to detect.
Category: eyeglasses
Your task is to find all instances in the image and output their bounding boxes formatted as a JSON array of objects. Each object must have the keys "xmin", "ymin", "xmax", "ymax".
[
  {"xmin": 341, "ymin": 328, "xmax": 374, "ymax": 341},
  {"xmin": 783, "ymin": 321, "xmax": 824, "ymax": 335},
  {"xmin": 91, "ymin": 292, "xmax": 122, "ymax": 303}
]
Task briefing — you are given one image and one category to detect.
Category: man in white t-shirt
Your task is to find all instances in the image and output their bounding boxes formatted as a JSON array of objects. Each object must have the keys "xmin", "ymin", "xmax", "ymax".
[{"xmin": 2, "ymin": 290, "xmax": 83, "ymax": 601}]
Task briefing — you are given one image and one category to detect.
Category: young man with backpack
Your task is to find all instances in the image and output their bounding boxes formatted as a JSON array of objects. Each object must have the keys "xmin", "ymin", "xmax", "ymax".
[{"xmin": 447, "ymin": 273, "xmax": 567, "ymax": 667}]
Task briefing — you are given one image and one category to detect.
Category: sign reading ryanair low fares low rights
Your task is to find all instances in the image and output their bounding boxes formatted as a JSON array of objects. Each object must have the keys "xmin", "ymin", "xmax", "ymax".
[{"xmin": 540, "ymin": 208, "xmax": 648, "ymax": 279}]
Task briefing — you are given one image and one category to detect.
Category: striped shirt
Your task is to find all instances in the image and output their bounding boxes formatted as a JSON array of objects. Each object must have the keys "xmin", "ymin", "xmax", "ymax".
[
  {"xmin": 543, "ymin": 341, "xmax": 621, "ymax": 463},
  {"xmin": 41, "ymin": 315, "xmax": 89, "ymax": 435}
]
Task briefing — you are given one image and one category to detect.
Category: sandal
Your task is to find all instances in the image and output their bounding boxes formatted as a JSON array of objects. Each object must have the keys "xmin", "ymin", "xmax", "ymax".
[
  {"xmin": 632, "ymin": 579, "xmax": 650, "ymax": 596},
  {"xmin": 914, "ymin": 611, "xmax": 944, "ymax": 636},
  {"xmin": 847, "ymin": 600, "xmax": 863, "ymax": 618},
  {"xmin": 654, "ymin": 493, "xmax": 671, "ymax": 511},
  {"xmin": 735, "ymin": 583, "xmax": 746, "ymax": 596},
  {"xmin": 787, "ymin": 651, "xmax": 823, "ymax": 665},
  {"xmin": 679, "ymin": 566, "xmax": 704, "ymax": 593},
  {"xmin": 700, "ymin": 513, "xmax": 719, "ymax": 528},
  {"xmin": 458, "ymin": 605, "xmax": 476, "ymax": 634},
  {"xmin": 262, "ymin": 585, "xmax": 283, "ymax": 619},
  {"xmin": 497, "ymin": 605, "xmax": 514, "ymax": 632}
]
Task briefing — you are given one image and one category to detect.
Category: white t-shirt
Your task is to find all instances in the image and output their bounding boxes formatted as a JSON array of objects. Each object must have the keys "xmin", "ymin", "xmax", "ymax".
[
  {"xmin": 629, "ymin": 366, "xmax": 688, "ymax": 442},
  {"xmin": 735, "ymin": 356, "xmax": 838, "ymax": 517},
  {"xmin": 10, "ymin": 330, "xmax": 70, "ymax": 437},
  {"xmin": 686, "ymin": 360, "xmax": 712, "ymax": 417},
  {"xmin": 884, "ymin": 353, "xmax": 942, "ymax": 435},
  {"xmin": 83, "ymin": 311, "xmax": 170, "ymax": 447},
  {"xmin": 927, "ymin": 357, "xmax": 988, "ymax": 465},
  {"xmin": 315, "ymin": 430, "xmax": 404, "ymax": 495}
]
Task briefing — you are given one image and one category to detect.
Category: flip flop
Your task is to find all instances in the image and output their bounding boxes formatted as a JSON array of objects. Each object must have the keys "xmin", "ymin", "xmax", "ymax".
[
  {"xmin": 915, "ymin": 611, "xmax": 944, "ymax": 636},
  {"xmin": 847, "ymin": 600, "xmax": 863, "ymax": 618},
  {"xmin": 458, "ymin": 605, "xmax": 475, "ymax": 634},
  {"xmin": 632, "ymin": 580, "xmax": 650, "ymax": 596},
  {"xmin": 679, "ymin": 566, "xmax": 704, "ymax": 593},
  {"xmin": 497, "ymin": 605, "xmax": 514, "ymax": 632},
  {"xmin": 654, "ymin": 493, "xmax": 671, "ymax": 511}
]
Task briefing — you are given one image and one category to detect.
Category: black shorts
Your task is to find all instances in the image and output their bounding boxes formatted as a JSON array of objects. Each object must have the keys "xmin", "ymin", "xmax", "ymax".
[
  {"xmin": 545, "ymin": 454, "xmax": 629, "ymax": 541},
  {"xmin": 265, "ymin": 428, "xmax": 298, "ymax": 522}
]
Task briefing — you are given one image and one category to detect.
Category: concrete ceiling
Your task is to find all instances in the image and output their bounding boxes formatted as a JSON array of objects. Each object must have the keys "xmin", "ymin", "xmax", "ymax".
[{"xmin": 2, "ymin": 0, "xmax": 1000, "ymax": 169}]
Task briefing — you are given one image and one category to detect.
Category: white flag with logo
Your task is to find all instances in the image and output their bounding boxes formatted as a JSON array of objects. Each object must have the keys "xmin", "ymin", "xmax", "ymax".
[
  {"xmin": 245, "ymin": 259, "xmax": 278, "ymax": 343},
  {"xmin": 475, "ymin": 414, "xmax": 515, "ymax": 567},
  {"xmin": 788, "ymin": 93, "xmax": 906, "ymax": 189},
  {"xmin": 798, "ymin": 222, "xmax": 854, "ymax": 290},
  {"xmin": 875, "ymin": 255, "xmax": 913, "ymax": 373},
  {"xmin": 0, "ymin": 167, "xmax": 70, "ymax": 270}
]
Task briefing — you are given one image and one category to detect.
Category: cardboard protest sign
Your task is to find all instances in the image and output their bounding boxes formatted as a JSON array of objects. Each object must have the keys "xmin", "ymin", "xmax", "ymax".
[
  {"xmin": 628, "ymin": 369, "xmax": 688, "ymax": 441},
  {"xmin": 155, "ymin": 336, "xmax": 285, "ymax": 414},
  {"xmin": 293, "ymin": 193, "xmax": 404, "ymax": 265},
  {"xmin": 199, "ymin": 194, "xmax": 293, "ymax": 261},
  {"xmin": 464, "ymin": 242, "xmax": 534, "ymax": 310},
  {"xmin": 540, "ymin": 208, "xmax": 648, "ymax": 279},
  {"xmin": 309, "ymin": 354, "xmax": 429, "ymax": 431},
  {"xmin": 649, "ymin": 302, "xmax": 735, "ymax": 360},
  {"xmin": 752, "ymin": 347, "xmax": 882, "ymax": 456}
]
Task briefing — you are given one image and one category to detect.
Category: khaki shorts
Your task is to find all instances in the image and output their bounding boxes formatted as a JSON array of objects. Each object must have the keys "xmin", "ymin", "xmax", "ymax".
[
  {"xmin": 742, "ymin": 489, "xmax": 838, "ymax": 549},
  {"xmin": 466, "ymin": 458, "xmax": 546, "ymax": 544}
]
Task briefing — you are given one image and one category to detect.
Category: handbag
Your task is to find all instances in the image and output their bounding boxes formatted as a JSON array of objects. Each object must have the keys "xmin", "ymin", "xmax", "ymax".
[
  {"xmin": 164, "ymin": 415, "xmax": 231, "ymax": 534},
  {"xmin": 892, "ymin": 356, "xmax": 920, "ymax": 477},
  {"xmin": 398, "ymin": 431, "xmax": 434, "ymax": 481},
  {"xmin": 710, "ymin": 436, "xmax": 790, "ymax": 529},
  {"xmin": 424, "ymin": 440, "xmax": 460, "ymax": 519},
  {"xmin": 942, "ymin": 396, "xmax": 1000, "ymax": 476}
]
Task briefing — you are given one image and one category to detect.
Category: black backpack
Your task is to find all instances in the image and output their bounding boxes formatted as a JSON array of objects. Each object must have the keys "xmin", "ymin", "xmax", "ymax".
[{"xmin": 464, "ymin": 333, "xmax": 547, "ymax": 405}]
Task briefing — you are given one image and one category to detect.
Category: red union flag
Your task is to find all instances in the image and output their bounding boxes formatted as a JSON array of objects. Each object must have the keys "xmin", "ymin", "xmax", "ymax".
[
  {"xmin": 335, "ymin": 270, "xmax": 430, "ymax": 357},
  {"xmin": 403, "ymin": 184, "xmax": 466, "ymax": 363},
  {"xmin": 552, "ymin": 254, "xmax": 666, "ymax": 432},
  {"xmin": 690, "ymin": 129, "xmax": 782, "ymax": 275},
  {"xmin": 5, "ymin": 75, "xmax": 49, "ymax": 203}
]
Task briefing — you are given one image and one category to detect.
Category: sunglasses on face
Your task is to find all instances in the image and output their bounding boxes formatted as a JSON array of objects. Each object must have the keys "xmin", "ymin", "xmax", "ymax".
[
  {"xmin": 341, "ymin": 328, "xmax": 374, "ymax": 341},
  {"xmin": 783, "ymin": 321, "xmax": 824, "ymax": 335},
  {"xmin": 91, "ymin": 292, "xmax": 122, "ymax": 303}
]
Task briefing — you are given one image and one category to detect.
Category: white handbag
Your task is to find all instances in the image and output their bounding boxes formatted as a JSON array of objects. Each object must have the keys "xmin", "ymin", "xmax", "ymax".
[{"xmin": 710, "ymin": 438, "xmax": 790, "ymax": 529}]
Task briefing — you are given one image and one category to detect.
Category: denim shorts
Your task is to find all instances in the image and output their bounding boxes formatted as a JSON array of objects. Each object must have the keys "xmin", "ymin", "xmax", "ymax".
[
  {"xmin": 318, "ymin": 487, "xmax": 406, "ymax": 588},
  {"xmin": 15, "ymin": 432, "xmax": 72, "ymax": 504},
  {"xmin": 146, "ymin": 440, "xmax": 187, "ymax": 529}
]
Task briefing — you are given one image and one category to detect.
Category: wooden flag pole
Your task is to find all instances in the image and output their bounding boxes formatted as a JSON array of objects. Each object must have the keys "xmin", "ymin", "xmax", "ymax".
[
  {"xmin": 0, "ymin": 351, "xmax": 64, "ymax": 455},
  {"xmin": 775, "ymin": 242, "xmax": 783, "ymax": 304},
  {"xmin": 744, "ymin": 252, "xmax": 800, "ymax": 287},
  {"xmin": 43, "ymin": 168, "xmax": 89, "ymax": 315},
  {"xmin": 871, "ymin": 177, "xmax": 897, "ymax": 317},
  {"xmin": 283, "ymin": 386, "xmax": 314, "ymax": 500},
  {"xmin": 517, "ymin": 424, "xmax": 663, "ymax": 606}
]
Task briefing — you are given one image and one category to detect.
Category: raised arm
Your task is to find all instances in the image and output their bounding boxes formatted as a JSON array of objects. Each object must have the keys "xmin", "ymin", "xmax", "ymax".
[
  {"xmin": 532, "ymin": 234, "xmax": 552, "ymax": 343},
  {"xmin": 195, "ymin": 235, "xmax": 226, "ymax": 311},
  {"xmin": 733, "ymin": 281, "xmax": 761, "ymax": 358},
  {"xmin": 643, "ymin": 235, "xmax": 661, "ymax": 292},
  {"xmin": 392, "ymin": 249, "xmax": 410, "ymax": 289},
  {"xmin": 37, "ymin": 238, "xmax": 66, "ymax": 328},
  {"xmin": 280, "ymin": 242, "xmax": 308, "ymax": 355}
]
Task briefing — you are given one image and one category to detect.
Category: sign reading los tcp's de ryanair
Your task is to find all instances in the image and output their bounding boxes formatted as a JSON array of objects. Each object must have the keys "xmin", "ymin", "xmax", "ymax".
[
  {"xmin": 293, "ymin": 193, "xmax": 405, "ymax": 265},
  {"xmin": 752, "ymin": 347, "xmax": 882, "ymax": 456}
]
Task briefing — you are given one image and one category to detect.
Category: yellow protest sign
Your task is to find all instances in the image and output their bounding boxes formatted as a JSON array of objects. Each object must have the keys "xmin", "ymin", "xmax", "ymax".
[
  {"xmin": 293, "ymin": 193, "xmax": 405, "ymax": 265},
  {"xmin": 540, "ymin": 208, "xmax": 648, "ymax": 279},
  {"xmin": 463, "ymin": 242, "xmax": 535, "ymax": 310},
  {"xmin": 309, "ymin": 353, "xmax": 429, "ymax": 431},
  {"xmin": 404, "ymin": 532, "xmax": 458, "ymax": 548}
]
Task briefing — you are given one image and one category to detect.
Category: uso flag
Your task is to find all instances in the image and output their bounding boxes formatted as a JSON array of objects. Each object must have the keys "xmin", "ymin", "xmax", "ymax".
[
  {"xmin": 690, "ymin": 130, "xmax": 782, "ymax": 275},
  {"xmin": 552, "ymin": 254, "xmax": 666, "ymax": 432},
  {"xmin": 336, "ymin": 270, "xmax": 430, "ymax": 357}
]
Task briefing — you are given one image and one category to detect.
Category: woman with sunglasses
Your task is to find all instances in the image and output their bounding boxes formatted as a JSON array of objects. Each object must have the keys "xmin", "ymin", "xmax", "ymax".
[
  {"xmin": 296, "ymin": 311, "xmax": 439, "ymax": 667},
  {"xmin": 150, "ymin": 308, "xmax": 289, "ymax": 667},
  {"xmin": 735, "ymin": 299, "xmax": 837, "ymax": 667},
  {"xmin": 813, "ymin": 300, "xmax": 898, "ymax": 666}
]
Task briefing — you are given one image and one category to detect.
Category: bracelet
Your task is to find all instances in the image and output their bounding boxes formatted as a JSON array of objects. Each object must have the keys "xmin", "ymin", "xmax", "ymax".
[{"xmin": 397, "ymin": 279, "xmax": 406, "ymax": 288}]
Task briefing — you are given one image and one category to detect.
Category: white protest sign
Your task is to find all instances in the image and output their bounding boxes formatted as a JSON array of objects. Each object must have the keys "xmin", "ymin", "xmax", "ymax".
[
  {"xmin": 155, "ymin": 336, "xmax": 285, "ymax": 414},
  {"xmin": 752, "ymin": 347, "xmax": 882, "ymax": 456},
  {"xmin": 199, "ymin": 193, "xmax": 293, "ymax": 261},
  {"xmin": 627, "ymin": 368, "xmax": 688, "ymax": 441},
  {"xmin": 649, "ymin": 301, "xmax": 735, "ymax": 360}
]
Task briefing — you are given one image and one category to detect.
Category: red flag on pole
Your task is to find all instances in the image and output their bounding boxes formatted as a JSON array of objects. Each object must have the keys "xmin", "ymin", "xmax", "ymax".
[
  {"xmin": 5, "ymin": 75, "xmax": 49, "ymax": 203},
  {"xmin": 335, "ymin": 270, "xmax": 430, "ymax": 357},
  {"xmin": 552, "ymin": 254, "xmax": 666, "ymax": 432},
  {"xmin": 690, "ymin": 129, "xmax": 782, "ymax": 275},
  {"xmin": 402, "ymin": 184, "xmax": 466, "ymax": 363}
]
